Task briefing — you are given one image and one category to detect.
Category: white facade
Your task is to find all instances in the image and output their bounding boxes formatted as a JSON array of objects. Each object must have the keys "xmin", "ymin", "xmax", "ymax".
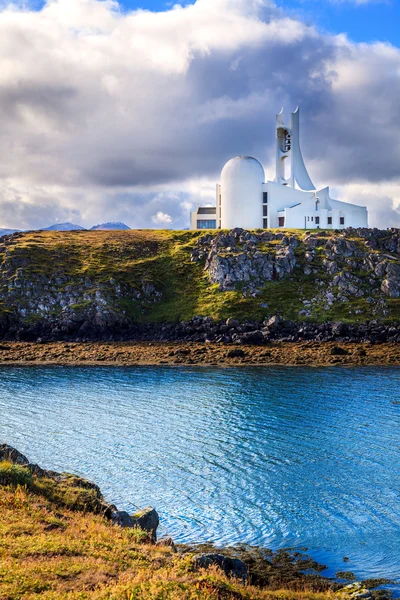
[
  {"xmin": 220, "ymin": 156, "xmax": 265, "ymax": 229},
  {"xmin": 190, "ymin": 107, "xmax": 368, "ymax": 230},
  {"xmin": 190, "ymin": 205, "xmax": 217, "ymax": 230}
]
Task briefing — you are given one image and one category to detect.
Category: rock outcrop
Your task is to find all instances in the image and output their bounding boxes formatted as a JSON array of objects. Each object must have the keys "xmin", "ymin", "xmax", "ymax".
[
  {"xmin": 192, "ymin": 228, "xmax": 400, "ymax": 304},
  {"xmin": 193, "ymin": 553, "xmax": 248, "ymax": 582},
  {"xmin": 0, "ymin": 444, "xmax": 159, "ymax": 541},
  {"xmin": 0, "ymin": 228, "xmax": 399, "ymax": 340},
  {"xmin": 193, "ymin": 229, "xmax": 298, "ymax": 295}
]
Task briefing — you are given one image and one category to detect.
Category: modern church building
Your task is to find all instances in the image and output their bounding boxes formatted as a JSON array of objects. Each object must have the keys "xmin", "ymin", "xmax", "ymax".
[{"xmin": 190, "ymin": 108, "xmax": 368, "ymax": 230}]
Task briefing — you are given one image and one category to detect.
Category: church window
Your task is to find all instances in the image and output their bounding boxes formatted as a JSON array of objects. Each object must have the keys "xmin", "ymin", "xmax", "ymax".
[
  {"xmin": 197, "ymin": 220, "xmax": 216, "ymax": 229},
  {"xmin": 279, "ymin": 217, "xmax": 285, "ymax": 227},
  {"xmin": 263, "ymin": 205, "xmax": 268, "ymax": 217},
  {"xmin": 340, "ymin": 217, "xmax": 345, "ymax": 225},
  {"xmin": 328, "ymin": 217, "xmax": 332, "ymax": 225},
  {"xmin": 311, "ymin": 217, "xmax": 313, "ymax": 222},
  {"xmin": 315, "ymin": 217, "xmax": 320, "ymax": 225},
  {"xmin": 263, "ymin": 218, "xmax": 268, "ymax": 229},
  {"xmin": 263, "ymin": 192, "xmax": 268, "ymax": 204}
]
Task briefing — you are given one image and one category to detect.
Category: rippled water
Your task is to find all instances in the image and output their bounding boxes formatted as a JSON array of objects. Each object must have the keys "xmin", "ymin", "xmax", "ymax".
[{"xmin": 1, "ymin": 365, "xmax": 400, "ymax": 589}]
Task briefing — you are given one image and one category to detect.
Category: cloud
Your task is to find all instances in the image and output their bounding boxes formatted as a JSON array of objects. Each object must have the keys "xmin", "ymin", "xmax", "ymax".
[
  {"xmin": 0, "ymin": 0, "xmax": 399, "ymax": 230},
  {"xmin": 152, "ymin": 210, "xmax": 173, "ymax": 225},
  {"xmin": 339, "ymin": 181, "xmax": 400, "ymax": 229}
]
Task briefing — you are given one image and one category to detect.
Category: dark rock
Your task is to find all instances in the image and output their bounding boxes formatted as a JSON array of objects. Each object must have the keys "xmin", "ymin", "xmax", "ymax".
[
  {"xmin": 353, "ymin": 347, "xmax": 367, "ymax": 357},
  {"xmin": 265, "ymin": 315, "xmax": 280, "ymax": 329},
  {"xmin": 156, "ymin": 537, "xmax": 177, "ymax": 552},
  {"xmin": 193, "ymin": 553, "xmax": 248, "ymax": 582},
  {"xmin": 226, "ymin": 348, "xmax": 246, "ymax": 358},
  {"xmin": 226, "ymin": 318, "xmax": 239, "ymax": 329},
  {"xmin": 241, "ymin": 330, "xmax": 264, "ymax": 345},
  {"xmin": 132, "ymin": 507, "xmax": 159, "ymax": 542},
  {"xmin": 111, "ymin": 511, "xmax": 135, "ymax": 528},
  {"xmin": 330, "ymin": 345, "xmax": 349, "ymax": 356},
  {"xmin": 0, "ymin": 444, "xmax": 29, "ymax": 465},
  {"xmin": 332, "ymin": 322, "xmax": 347, "ymax": 337}
]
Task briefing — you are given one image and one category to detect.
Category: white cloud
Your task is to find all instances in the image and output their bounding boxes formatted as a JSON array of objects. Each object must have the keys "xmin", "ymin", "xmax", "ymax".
[
  {"xmin": 0, "ymin": 0, "xmax": 399, "ymax": 230},
  {"xmin": 152, "ymin": 211, "xmax": 173, "ymax": 225}
]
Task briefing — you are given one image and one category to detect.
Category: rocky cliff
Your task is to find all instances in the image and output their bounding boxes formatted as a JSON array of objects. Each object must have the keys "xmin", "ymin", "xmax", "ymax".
[{"xmin": 0, "ymin": 227, "xmax": 399, "ymax": 341}]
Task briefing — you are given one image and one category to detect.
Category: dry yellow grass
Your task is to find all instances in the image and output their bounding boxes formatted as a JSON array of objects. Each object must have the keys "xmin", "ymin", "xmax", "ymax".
[{"xmin": 0, "ymin": 482, "xmax": 337, "ymax": 600}]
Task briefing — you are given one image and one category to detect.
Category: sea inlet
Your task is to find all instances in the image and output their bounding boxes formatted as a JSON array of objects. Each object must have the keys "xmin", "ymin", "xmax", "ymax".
[{"xmin": 1, "ymin": 365, "xmax": 399, "ymax": 590}]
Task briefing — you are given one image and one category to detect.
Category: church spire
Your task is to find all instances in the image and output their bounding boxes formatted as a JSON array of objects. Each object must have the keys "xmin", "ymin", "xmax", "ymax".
[{"xmin": 275, "ymin": 107, "xmax": 315, "ymax": 191}]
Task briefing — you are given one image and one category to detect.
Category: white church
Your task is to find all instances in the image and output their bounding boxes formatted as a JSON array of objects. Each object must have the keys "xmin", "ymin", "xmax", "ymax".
[{"xmin": 190, "ymin": 107, "xmax": 368, "ymax": 230}]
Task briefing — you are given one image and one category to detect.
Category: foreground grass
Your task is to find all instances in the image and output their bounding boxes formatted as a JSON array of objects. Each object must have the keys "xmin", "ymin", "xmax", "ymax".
[{"xmin": 0, "ymin": 462, "xmax": 338, "ymax": 600}]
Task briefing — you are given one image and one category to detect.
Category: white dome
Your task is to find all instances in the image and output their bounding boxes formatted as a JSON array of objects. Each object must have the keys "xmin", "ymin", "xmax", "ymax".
[
  {"xmin": 220, "ymin": 156, "xmax": 265, "ymax": 229},
  {"xmin": 221, "ymin": 156, "xmax": 265, "ymax": 180}
]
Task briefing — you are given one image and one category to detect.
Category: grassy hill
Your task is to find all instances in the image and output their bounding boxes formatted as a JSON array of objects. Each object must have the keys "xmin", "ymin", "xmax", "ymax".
[{"xmin": 0, "ymin": 228, "xmax": 399, "ymax": 332}]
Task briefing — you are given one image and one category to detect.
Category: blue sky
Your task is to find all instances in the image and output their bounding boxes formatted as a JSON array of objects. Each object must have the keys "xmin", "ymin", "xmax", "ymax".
[
  {"xmin": 276, "ymin": 0, "xmax": 400, "ymax": 46},
  {"xmin": 117, "ymin": 0, "xmax": 400, "ymax": 45}
]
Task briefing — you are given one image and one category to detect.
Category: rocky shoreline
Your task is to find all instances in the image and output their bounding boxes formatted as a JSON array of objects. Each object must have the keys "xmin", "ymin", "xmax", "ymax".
[
  {"xmin": 0, "ymin": 445, "xmax": 392, "ymax": 599},
  {"xmin": 2, "ymin": 315, "xmax": 400, "ymax": 345},
  {"xmin": 0, "ymin": 339, "xmax": 398, "ymax": 367}
]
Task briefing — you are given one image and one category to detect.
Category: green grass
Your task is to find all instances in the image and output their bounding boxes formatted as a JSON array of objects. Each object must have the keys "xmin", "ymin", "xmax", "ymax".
[
  {"xmin": 0, "ymin": 461, "xmax": 106, "ymax": 514},
  {"xmin": 1, "ymin": 229, "xmax": 399, "ymax": 325},
  {"xmin": 0, "ymin": 461, "xmax": 33, "ymax": 487}
]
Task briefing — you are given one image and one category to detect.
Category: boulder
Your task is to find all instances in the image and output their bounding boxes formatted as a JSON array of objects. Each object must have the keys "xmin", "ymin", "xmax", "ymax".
[
  {"xmin": 111, "ymin": 510, "xmax": 135, "ymax": 528},
  {"xmin": 132, "ymin": 507, "xmax": 159, "ymax": 542},
  {"xmin": 353, "ymin": 347, "xmax": 367, "ymax": 357},
  {"xmin": 226, "ymin": 348, "xmax": 246, "ymax": 358},
  {"xmin": 335, "ymin": 582, "xmax": 372, "ymax": 599},
  {"xmin": 0, "ymin": 444, "xmax": 29, "ymax": 465},
  {"xmin": 330, "ymin": 345, "xmax": 349, "ymax": 356},
  {"xmin": 0, "ymin": 445, "xmax": 116, "ymax": 516},
  {"xmin": 226, "ymin": 318, "xmax": 240, "ymax": 329},
  {"xmin": 241, "ymin": 330, "xmax": 264, "ymax": 345},
  {"xmin": 332, "ymin": 322, "xmax": 347, "ymax": 337},
  {"xmin": 156, "ymin": 537, "xmax": 177, "ymax": 552},
  {"xmin": 266, "ymin": 315, "xmax": 280, "ymax": 329},
  {"xmin": 193, "ymin": 553, "xmax": 248, "ymax": 582}
]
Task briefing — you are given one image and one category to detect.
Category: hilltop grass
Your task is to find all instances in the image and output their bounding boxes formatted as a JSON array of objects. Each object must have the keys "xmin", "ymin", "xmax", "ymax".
[
  {"xmin": 1, "ymin": 229, "xmax": 399, "ymax": 325},
  {"xmin": 0, "ymin": 462, "xmax": 339, "ymax": 600},
  {"xmin": 0, "ymin": 461, "xmax": 106, "ymax": 514}
]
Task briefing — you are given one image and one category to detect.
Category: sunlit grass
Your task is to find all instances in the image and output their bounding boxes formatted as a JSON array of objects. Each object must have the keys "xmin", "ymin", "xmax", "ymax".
[
  {"xmin": 1, "ymin": 228, "xmax": 399, "ymax": 325},
  {"xmin": 0, "ymin": 475, "xmax": 337, "ymax": 600}
]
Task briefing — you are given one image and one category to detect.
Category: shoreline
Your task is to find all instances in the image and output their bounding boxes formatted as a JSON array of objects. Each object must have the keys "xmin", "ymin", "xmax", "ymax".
[
  {"xmin": 0, "ymin": 445, "xmax": 394, "ymax": 598},
  {"xmin": 0, "ymin": 340, "xmax": 399, "ymax": 367}
]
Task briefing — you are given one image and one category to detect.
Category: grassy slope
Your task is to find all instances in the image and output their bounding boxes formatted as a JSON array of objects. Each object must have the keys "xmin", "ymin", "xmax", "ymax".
[
  {"xmin": 1, "ymin": 229, "xmax": 399, "ymax": 325},
  {"xmin": 0, "ymin": 462, "xmax": 336, "ymax": 600}
]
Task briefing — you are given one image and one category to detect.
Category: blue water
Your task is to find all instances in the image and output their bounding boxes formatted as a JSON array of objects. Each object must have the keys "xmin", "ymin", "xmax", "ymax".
[{"xmin": 0, "ymin": 366, "xmax": 399, "ymax": 589}]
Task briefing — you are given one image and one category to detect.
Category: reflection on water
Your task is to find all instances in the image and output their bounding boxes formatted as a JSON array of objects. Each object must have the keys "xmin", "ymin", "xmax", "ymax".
[{"xmin": 0, "ymin": 365, "xmax": 399, "ymax": 588}]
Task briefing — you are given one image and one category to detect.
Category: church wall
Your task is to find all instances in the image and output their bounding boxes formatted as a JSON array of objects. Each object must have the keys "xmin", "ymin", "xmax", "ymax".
[{"xmin": 265, "ymin": 182, "xmax": 316, "ymax": 228}]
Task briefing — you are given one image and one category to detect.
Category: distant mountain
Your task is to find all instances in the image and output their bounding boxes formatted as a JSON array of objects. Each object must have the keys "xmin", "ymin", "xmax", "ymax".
[
  {"xmin": 0, "ymin": 228, "xmax": 20, "ymax": 237},
  {"xmin": 90, "ymin": 222, "xmax": 131, "ymax": 231},
  {"xmin": 43, "ymin": 222, "xmax": 85, "ymax": 231}
]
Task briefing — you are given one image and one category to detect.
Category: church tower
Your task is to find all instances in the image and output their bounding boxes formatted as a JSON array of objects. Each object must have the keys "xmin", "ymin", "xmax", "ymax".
[{"xmin": 275, "ymin": 107, "xmax": 315, "ymax": 191}]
